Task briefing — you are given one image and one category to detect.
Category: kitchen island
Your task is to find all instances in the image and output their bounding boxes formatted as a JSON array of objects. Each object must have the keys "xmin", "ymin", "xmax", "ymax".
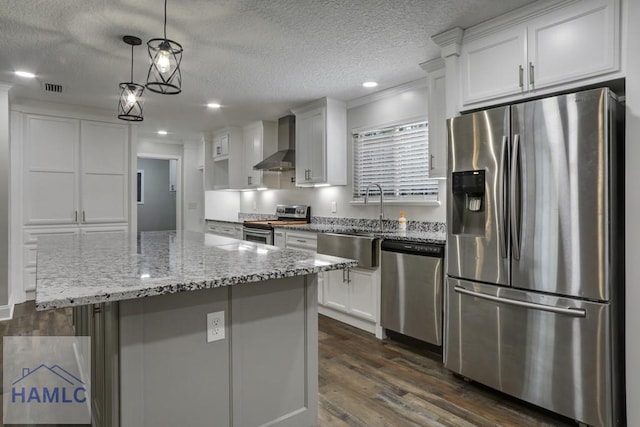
[{"xmin": 35, "ymin": 230, "xmax": 357, "ymax": 427}]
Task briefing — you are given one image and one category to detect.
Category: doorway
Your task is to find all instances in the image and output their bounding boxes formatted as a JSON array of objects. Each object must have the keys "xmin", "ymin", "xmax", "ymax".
[{"xmin": 136, "ymin": 155, "xmax": 182, "ymax": 231}]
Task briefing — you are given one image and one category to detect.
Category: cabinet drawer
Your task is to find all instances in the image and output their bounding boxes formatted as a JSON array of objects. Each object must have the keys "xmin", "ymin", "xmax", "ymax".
[
  {"xmin": 285, "ymin": 232, "xmax": 317, "ymax": 252},
  {"xmin": 24, "ymin": 228, "xmax": 79, "ymax": 244}
]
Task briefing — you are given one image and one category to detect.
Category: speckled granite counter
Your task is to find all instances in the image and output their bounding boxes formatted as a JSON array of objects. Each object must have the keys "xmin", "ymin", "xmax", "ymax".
[
  {"xmin": 274, "ymin": 223, "xmax": 446, "ymax": 245},
  {"xmin": 35, "ymin": 230, "xmax": 357, "ymax": 310}
]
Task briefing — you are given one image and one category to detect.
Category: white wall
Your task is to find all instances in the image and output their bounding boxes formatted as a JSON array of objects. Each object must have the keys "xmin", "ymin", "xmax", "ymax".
[
  {"xmin": 183, "ymin": 143, "xmax": 204, "ymax": 231},
  {"xmin": 625, "ymin": 0, "xmax": 639, "ymax": 424},
  {"xmin": 239, "ymin": 80, "xmax": 446, "ymax": 222}
]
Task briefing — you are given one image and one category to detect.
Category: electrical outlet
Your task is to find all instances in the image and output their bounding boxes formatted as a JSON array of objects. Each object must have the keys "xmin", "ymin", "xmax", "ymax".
[
  {"xmin": 207, "ymin": 311, "xmax": 225, "ymax": 342},
  {"xmin": 331, "ymin": 201, "xmax": 337, "ymax": 213}
]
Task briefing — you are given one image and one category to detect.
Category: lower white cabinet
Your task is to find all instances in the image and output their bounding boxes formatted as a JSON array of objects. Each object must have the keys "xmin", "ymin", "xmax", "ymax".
[
  {"xmin": 282, "ymin": 230, "xmax": 322, "ymax": 303},
  {"xmin": 274, "ymin": 230, "xmax": 286, "ymax": 248},
  {"xmin": 22, "ymin": 225, "xmax": 128, "ymax": 297},
  {"xmin": 323, "ymin": 268, "xmax": 376, "ymax": 323},
  {"xmin": 206, "ymin": 220, "xmax": 242, "ymax": 239}
]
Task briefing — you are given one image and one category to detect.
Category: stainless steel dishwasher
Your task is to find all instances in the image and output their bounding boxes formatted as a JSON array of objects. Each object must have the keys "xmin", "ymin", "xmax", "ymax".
[{"xmin": 381, "ymin": 240, "xmax": 444, "ymax": 345}]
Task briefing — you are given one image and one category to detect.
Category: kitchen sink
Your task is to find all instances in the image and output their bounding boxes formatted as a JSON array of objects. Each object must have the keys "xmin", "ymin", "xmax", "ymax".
[{"xmin": 317, "ymin": 232, "xmax": 379, "ymax": 268}]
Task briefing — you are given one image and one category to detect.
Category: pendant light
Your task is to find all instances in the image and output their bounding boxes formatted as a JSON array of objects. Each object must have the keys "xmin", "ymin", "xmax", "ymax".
[
  {"xmin": 146, "ymin": 0, "xmax": 183, "ymax": 94},
  {"xmin": 118, "ymin": 36, "xmax": 145, "ymax": 122}
]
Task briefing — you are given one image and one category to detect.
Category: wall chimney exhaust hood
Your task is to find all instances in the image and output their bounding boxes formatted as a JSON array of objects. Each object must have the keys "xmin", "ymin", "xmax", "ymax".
[{"xmin": 253, "ymin": 115, "xmax": 296, "ymax": 171}]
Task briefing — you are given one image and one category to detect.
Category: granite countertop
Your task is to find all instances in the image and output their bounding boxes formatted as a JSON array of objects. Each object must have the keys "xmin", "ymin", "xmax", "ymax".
[
  {"xmin": 274, "ymin": 223, "xmax": 446, "ymax": 245},
  {"xmin": 35, "ymin": 230, "xmax": 357, "ymax": 311}
]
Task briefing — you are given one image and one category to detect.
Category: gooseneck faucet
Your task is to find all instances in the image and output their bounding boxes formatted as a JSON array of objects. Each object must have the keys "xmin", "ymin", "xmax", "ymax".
[{"xmin": 364, "ymin": 182, "xmax": 384, "ymax": 232}]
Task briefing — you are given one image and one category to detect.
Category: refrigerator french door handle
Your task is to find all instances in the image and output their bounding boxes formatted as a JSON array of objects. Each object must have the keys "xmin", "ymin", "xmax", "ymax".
[
  {"xmin": 453, "ymin": 286, "xmax": 586, "ymax": 318},
  {"xmin": 498, "ymin": 136, "xmax": 508, "ymax": 258},
  {"xmin": 510, "ymin": 134, "xmax": 522, "ymax": 260}
]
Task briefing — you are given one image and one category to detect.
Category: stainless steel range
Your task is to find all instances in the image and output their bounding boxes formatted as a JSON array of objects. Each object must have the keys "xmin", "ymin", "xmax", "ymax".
[{"xmin": 242, "ymin": 205, "xmax": 310, "ymax": 245}]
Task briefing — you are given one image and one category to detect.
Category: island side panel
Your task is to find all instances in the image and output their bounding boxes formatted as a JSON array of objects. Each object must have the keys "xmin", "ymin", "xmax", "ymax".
[
  {"xmin": 231, "ymin": 274, "xmax": 319, "ymax": 427},
  {"xmin": 119, "ymin": 286, "xmax": 231, "ymax": 427}
]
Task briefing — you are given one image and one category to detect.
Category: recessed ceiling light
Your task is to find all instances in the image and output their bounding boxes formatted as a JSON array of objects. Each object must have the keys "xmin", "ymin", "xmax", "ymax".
[
  {"xmin": 15, "ymin": 71, "xmax": 36, "ymax": 79},
  {"xmin": 362, "ymin": 81, "xmax": 378, "ymax": 88},
  {"xmin": 157, "ymin": 130, "xmax": 168, "ymax": 135},
  {"xmin": 207, "ymin": 103, "xmax": 221, "ymax": 109}
]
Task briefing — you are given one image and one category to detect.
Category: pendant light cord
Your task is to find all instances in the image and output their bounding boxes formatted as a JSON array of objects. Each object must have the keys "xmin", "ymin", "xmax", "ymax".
[
  {"xmin": 130, "ymin": 43, "xmax": 134, "ymax": 83},
  {"xmin": 163, "ymin": 0, "xmax": 167, "ymax": 39}
]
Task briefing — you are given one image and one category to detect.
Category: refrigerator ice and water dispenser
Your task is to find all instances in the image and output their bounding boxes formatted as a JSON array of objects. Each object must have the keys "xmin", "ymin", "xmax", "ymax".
[{"xmin": 451, "ymin": 170, "xmax": 485, "ymax": 235}]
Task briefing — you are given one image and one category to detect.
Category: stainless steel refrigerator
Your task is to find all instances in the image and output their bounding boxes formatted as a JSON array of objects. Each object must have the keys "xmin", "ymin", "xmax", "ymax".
[{"xmin": 445, "ymin": 87, "xmax": 624, "ymax": 427}]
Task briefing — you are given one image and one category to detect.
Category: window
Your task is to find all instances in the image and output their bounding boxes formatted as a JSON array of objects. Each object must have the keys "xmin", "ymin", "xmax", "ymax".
[{"xmin": 352, "ymin": 120, "xmax": 438, "ymax": 202}]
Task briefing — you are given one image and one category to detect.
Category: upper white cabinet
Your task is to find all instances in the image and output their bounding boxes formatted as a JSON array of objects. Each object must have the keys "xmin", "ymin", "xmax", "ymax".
[
  {"xmin": 23, "ymin": 115, "xmax": 128, "ymax": 225},
  {"xmin": 23, "ymin": 115, "xmax": 79, "ymax": 225},
  {"xmin": 80, "ymin": 121, "xmax": 129, "ymax": 223},
  {"xmin": 460, "ymin": 0, "xmax": 621, "ymax": 108},
  {"xmin": 292, "ymin": 97, "xmax": 347, "ymax": 186},
  {"xmin": 204, "ymin": 127, "xmax": 243, "ymax": 190},
  {"xmin": 461, "ymin": 25, "xmax": 527, "ymax": 104},
  {"xmin": 422, "ymin": 59, "xmax": 447, "ymax": 179},
  {"xmin": 212, "ymin": 132, "xmax": 229, "ymax": 160},
  {"xmin": 241, "ymin": 121, "xmax": 276, "ymax": 189}
]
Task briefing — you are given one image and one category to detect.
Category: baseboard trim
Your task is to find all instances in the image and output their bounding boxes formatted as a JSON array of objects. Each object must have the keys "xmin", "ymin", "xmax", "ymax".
[{"xmin": 0, "ymin": 303, "xmax": 14, "ymax": 321}]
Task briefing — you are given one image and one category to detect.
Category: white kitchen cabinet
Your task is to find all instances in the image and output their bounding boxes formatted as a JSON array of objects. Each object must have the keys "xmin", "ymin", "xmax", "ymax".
[
  {"xmin": 241, "ymin": 121, "xmax": 277, "ymax": 189},
  {"xmin": 206, "ymin": 220, "xmax": 242, "ymax": 239},
  {"xmin": 283, "ymin": 230, "xmax": 324, "ymax": 303},
  {"xmin": 18, "ymin": 113, "xmax": 129, "ymax": 299},
  {"xmin": 23, "ymin": 115, "xmax": 79, "ymax": 225},
  {"xmin": 292, "ymin": 97, "xmax": 346, "ymax": 186},
  {"xmin": 423, "ymin": 58, "xmax": 447, "ymax": 179},
  {"xmin": 323, "ymin": 267, "xmax": 376, "ymax": 323},
  {"xmin": 460, "ymin": 0, "xmax": 621, "ymax": 108},
  {"xmin": 23, "ymin": 115, "xmax": 129, "ymax": 225},
  {"xmin": 80, "ymin": 120, "xmax": 129, "ymax": 223},
  {"xmin": 461, "ymin": 25, "xmax": 527, "ymax": 105},
  {"xmin": 274, "ymin": 230, "xmax": 286, "ymax": 248},
  {"xmin": 204, "ymin": 127, "xmax": 243, "ymax": 190},
  {"xmin": 21, "ymin": 225, "xmax": 128, "ymax": 296},
  {"xmin": 212, "ymin": 132, "xmax": 229, "ymax": 159}
]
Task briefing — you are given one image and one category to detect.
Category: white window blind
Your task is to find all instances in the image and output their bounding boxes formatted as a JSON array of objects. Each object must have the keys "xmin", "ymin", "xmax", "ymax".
[{"xmin": 353, "ymin": 121, "xmax": 438, "ymax": 202}]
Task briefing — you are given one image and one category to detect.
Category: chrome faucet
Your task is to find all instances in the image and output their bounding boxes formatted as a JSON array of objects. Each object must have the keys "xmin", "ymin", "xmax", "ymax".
[{"xmin": 364, "ymin": 182, "xmax": 384, "ymax": 232}]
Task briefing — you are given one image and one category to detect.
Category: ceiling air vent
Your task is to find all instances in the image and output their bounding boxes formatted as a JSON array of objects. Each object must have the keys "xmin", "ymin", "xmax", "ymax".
[{"xmin": 42, "ymin": 82, "xmax": 63, "ymax": 93}]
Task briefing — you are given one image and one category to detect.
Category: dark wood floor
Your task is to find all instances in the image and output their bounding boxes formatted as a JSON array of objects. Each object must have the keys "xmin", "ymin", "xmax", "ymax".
[
  {"xmin": 0, "ymin": 302, "xmax": 575, "ymax": 426},
  {"xmin": 317, "ymin": 315, "xmax": 575, "ymax": 427}
]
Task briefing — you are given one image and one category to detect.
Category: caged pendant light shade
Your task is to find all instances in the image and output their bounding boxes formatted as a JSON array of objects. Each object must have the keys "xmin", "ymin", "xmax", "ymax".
[
  {"xmin": 146, "ymin": 0, "xmax": 183, "ymax": 94},
  {"xmin": 118, "ymin": 35, "xmax": 145, "ymax": 122}
]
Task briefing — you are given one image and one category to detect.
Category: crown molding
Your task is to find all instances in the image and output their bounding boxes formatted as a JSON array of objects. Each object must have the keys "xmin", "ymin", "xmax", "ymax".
[
  {"xmin": 0, "ymin": 82, "xmax": 12, "ymax": 92},
  {"xmin": 346, "ymin": 78, "xmax": 428, "ymax": 109},
  {"xmin": 419, "ymin": 57, "xmax": 445, "ymax": 73},
  {"xmin": 431, "ymin": 27, "xmax": 464, "ymax": 58}
]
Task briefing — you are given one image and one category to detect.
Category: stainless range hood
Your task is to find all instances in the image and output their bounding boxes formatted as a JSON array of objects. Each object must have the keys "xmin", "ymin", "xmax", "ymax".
[{"xmin": 253, "ymin": 115, "xmax": 296, "ymax": 171}]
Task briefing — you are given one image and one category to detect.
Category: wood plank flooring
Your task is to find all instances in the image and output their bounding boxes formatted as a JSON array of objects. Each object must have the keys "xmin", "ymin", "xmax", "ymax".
[
  {"xmin": 0, "ymin": 302, "xmax": 575, "ymax": 426},
  {"xmin": 318, "ymin": 315, "xmax": 575, "ymax": 427}
]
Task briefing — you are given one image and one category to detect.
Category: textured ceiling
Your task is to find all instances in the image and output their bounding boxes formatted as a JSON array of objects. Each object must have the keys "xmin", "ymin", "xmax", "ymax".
[{"xmin": 0, "ymin": 0, "xmax": 536, "ymax": 140}]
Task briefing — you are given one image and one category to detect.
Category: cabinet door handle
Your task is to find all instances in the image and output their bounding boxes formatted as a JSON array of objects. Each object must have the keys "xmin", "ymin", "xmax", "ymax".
[
  {"xmin": 93, "ymin": 304, "xmax": 102, "ymax": 314},
  {"xmin": 216, "ymin": 146, "xmax": 221, "ymax": 155},
  {"xmin": 342, "ymin": 269, "xmax": 346, "ymax": 283},
  {"xmin": 347, "ymin": 269, "xmax": 351, "ymax": 283},
  {"xmin": 529, "ymin": 62, "xmax": 535, "ymax": 87},
  {"xmin": 248, "ymin": 176, "xmax": 252, "ymax": 186},
  {"xmin": 74, "ymin": 211, "xmax": 78, "ymax": 222},
  {"xmin": 430, "ymin": 154, "xmax": 434, "ymax": 170},
  {"xmin": 82, "ymin": 211, "xmax": 86, "ymax": 222},
  {"xmin": 519, "ymin": 65, "xmax": 524, "ymax": 89}
]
